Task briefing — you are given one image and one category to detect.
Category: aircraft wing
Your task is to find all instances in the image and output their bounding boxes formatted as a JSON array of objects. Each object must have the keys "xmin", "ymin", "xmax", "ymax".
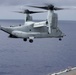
[
  {"xmin": 33, "ymin": 21, "xmax": 47, "ymax": 28},
  {"xmin": 33, "ymin": 24, "xmax": 46, "ymax": 28}
]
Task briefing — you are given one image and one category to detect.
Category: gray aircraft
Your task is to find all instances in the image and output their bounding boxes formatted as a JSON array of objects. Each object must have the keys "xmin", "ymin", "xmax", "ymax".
[{"xmin": 0, "ymin": 4, "xmax": 67, "ymax": 43}]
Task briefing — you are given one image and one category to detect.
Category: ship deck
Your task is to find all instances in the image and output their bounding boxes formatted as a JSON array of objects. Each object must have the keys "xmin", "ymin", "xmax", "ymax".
[{"xmin": 48, "ymin": 67, "xmax": 76, "ymax": 75}]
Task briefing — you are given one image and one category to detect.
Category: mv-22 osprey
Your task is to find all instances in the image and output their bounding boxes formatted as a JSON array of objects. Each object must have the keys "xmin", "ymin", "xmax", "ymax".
[{"xmin": 0, "ymin": 4, "xmax": 66, "ymax": 43}]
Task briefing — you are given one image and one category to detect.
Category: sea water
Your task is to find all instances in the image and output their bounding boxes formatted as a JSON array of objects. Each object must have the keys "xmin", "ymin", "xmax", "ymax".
[{"xmin": 0, "ymin": 20, "xmax": 76, "ymax": 75}]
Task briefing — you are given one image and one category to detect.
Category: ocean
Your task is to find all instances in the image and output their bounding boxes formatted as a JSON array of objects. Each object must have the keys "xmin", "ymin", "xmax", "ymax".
[{"xmin": 0, "ymin": 20, "xmax": 76, "ymax": 75}]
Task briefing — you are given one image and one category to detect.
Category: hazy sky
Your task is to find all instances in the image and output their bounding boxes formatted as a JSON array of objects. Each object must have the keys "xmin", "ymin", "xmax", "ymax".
[{"xmin": 0, "ymin": 0, "xmax": 76, "ymax": 20}]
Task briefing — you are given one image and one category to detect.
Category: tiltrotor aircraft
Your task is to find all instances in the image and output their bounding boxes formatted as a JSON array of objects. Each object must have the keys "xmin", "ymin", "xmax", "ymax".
[{"xmin": 0, "ymin": 4, "xmax": 71, "ymax": 43}]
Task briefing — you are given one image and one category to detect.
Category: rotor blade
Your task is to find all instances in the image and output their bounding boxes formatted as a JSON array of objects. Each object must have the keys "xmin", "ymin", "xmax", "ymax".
[
  {"xmin": 27, "ymin": 11, "xmax": 44, "ymax": 14},
  {"xmin": 13, "ymin": 11, "xmax": 24, "ymax": 13},
  {"xmin": 13, "ymin": 9, "xmax": 45, "ymax": 14},
  {"xmin": 58, "ymin": 6, "xmax": 76, "ymax": 10},
  {"xmin": 28, "ymin": 5, "xmax": 76, "ymax": 11},
  {"xmin": 28, "ymin": 5, "xmax": 49, "ymax": 10}
]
